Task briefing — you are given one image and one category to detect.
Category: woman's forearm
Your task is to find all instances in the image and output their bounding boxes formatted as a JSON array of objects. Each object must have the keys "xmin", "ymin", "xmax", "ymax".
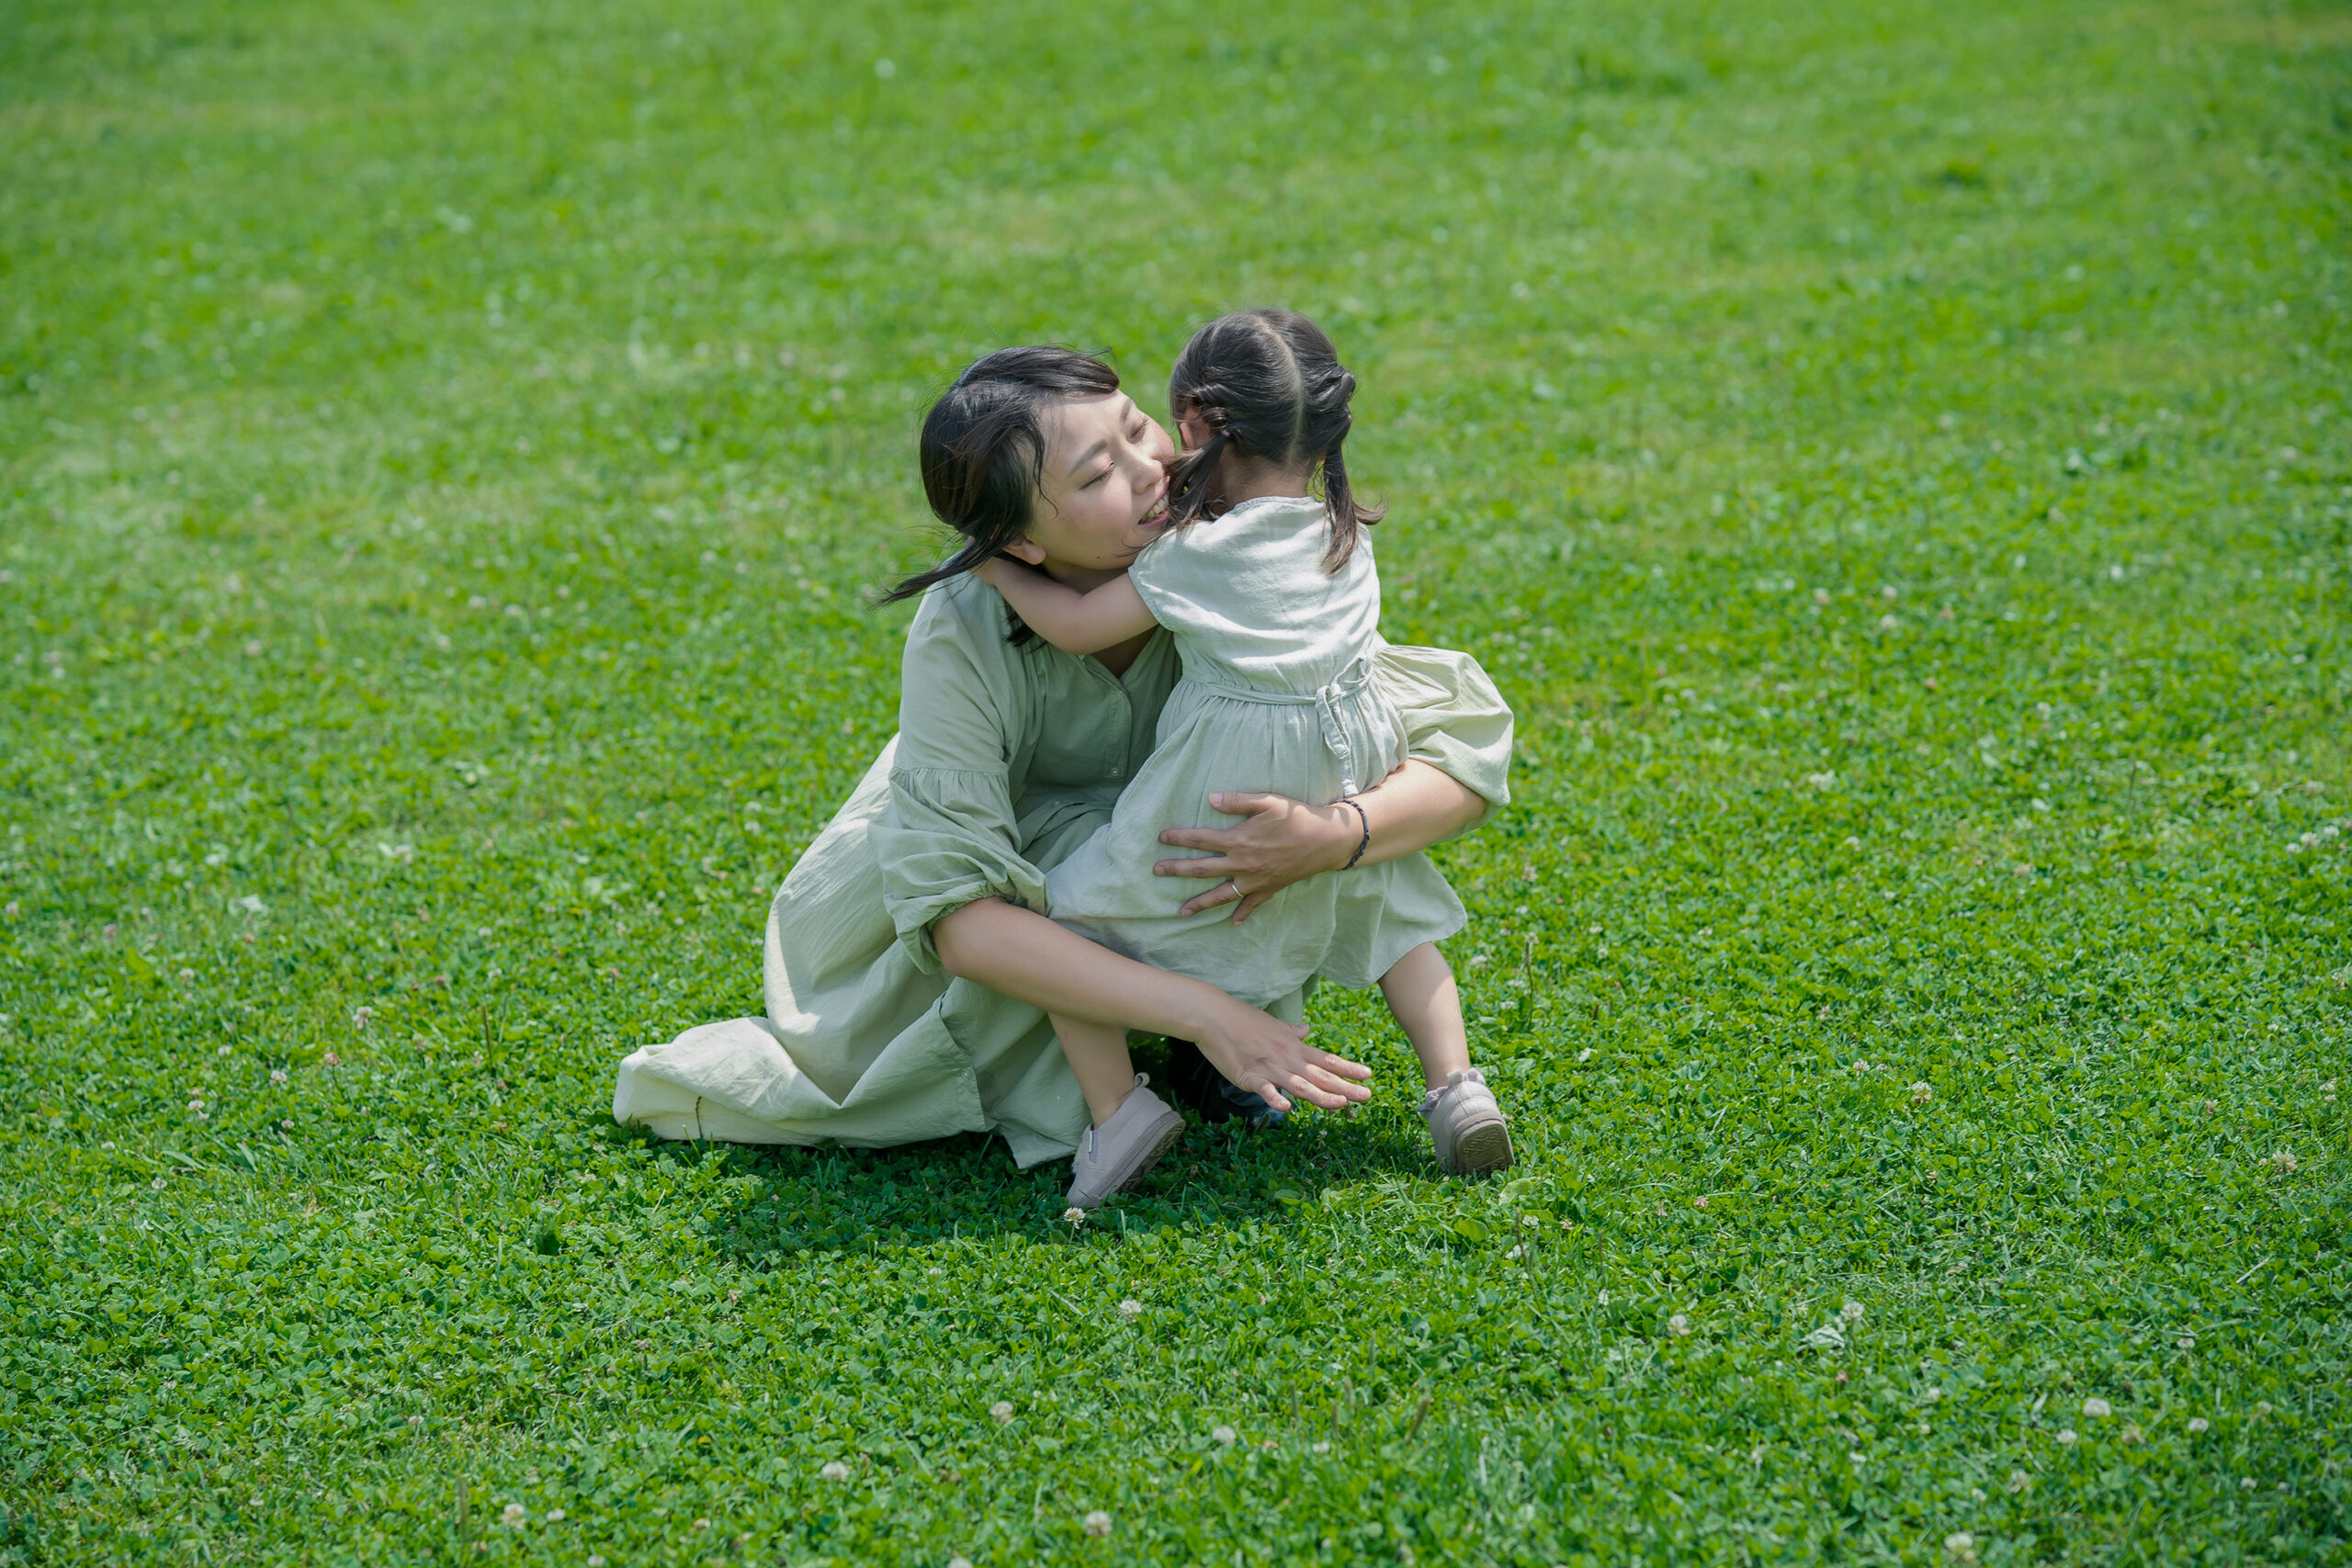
[
  {"xmin": 931, "ymin": 897, "xmax": 1226, "ymax": 1037},
  {"xmin": 1350, "ymin": 757, "xmax": 1488, "ymax": 865}
]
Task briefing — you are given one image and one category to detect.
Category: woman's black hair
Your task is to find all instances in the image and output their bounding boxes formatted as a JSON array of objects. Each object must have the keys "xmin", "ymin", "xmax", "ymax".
[
  {"xmin": 879, "ymin": 346, "xmax": 1123, "ymax": 626},
  {"xmin": 1162, "ymin": 308, "xmax": 1384, "ymax": 571}
]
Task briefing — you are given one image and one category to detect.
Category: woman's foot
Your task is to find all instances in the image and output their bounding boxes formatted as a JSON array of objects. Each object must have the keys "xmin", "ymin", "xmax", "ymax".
[
  {"xmin": 1419, "ymin": 1067, "xmax": 1514, "ymax": 1175},
  {"xmin": 1067, "ymin": 1075, "xmax": 1186, "ymax": 1209},
  {"xmin": 1163, "ymin": 1037, "xmax": 1288, "ymax": 1128}
]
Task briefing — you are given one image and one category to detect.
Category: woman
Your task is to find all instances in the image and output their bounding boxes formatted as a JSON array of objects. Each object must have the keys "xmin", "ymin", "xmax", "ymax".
[{"xmin": 612, "ymin": 347, "xmax": 1510, "ymax": 1170}]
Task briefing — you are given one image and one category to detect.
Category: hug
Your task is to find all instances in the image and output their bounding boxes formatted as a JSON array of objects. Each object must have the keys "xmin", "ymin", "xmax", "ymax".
[{"xmin": 616, "ymin": 310, "xmax": 1519, "ymax": 1207}]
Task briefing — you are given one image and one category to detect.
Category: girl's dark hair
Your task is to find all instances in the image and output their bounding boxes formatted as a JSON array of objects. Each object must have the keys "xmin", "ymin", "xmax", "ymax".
[
  {"xmin": 880, "ymin": 346, "xmax": 1122, "ymax": 616},
  {"xmin": 1163, "ymin": 308, "xmax": 1384, "ymax": 571}
]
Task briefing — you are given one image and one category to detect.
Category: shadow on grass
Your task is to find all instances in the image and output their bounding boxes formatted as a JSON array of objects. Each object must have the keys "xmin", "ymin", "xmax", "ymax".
[{"xmin": 624, "ymin": 1043, "xmax": 1447, "ymax": 1263}]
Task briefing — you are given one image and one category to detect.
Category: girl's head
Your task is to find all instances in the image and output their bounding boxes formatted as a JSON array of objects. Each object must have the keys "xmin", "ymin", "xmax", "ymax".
[
  {"xmin": 884, "ymin": 347, "xmax": 1174, "ymax": 609},
  {"xmin": 1163, "ymin": 309, "xmax": 1384, "ymax": 569}
]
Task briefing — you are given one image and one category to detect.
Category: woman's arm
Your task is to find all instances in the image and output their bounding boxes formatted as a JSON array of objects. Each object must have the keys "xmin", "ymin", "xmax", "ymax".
[
  {"xmin": 973, "ymin": 558, "xmax": 1158, "ymax": 655},
  {"xmin": 1152, "ymin": 758, "xmax": 1488, "ymax": 921},
  {"xmin": 931, "ymin": 897, "xmax": 1373, "ymax": 1111}
]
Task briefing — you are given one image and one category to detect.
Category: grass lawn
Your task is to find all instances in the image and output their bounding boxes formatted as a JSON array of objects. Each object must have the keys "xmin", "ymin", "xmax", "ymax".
[{"xmin": 4, "ymin": 0, "xmax": 2349, "ymax": 1561}]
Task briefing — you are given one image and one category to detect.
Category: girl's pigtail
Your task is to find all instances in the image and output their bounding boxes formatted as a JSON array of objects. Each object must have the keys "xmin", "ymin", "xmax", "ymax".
[
  {"xmin": 1164, "ymin": 420, "xmax": 1229, "ymax": 526},
  {"xmin": 1317, "ymin": 436, "xmax": 1385, "ymax": 571},
  {"xmin": 1315, "ymin": 369, "xmax": 1384, "ymax": 571}
]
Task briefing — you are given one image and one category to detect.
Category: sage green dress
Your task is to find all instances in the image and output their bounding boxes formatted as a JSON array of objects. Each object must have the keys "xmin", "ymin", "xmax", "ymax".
[
  {"xmin": 1046, "ymin": 496, "xmax": 1466, "ymax": 1006},
  {"xmin": 610, "ymin": 570, "xmax": 1512, "ymax": 1168}
]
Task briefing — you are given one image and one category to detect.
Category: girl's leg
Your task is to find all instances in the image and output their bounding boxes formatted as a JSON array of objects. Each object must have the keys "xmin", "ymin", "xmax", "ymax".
[
  {"xmin": 1051, "ymin": 1014, "xmax": 1140, "ymax": 1127},
  {"xmin": 1378, "ymin": 942, "xmax": 1471, "ymax": 1090}
]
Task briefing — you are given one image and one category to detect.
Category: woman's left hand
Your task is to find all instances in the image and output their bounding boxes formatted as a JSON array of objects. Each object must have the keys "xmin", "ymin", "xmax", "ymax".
[{"xmin": 1153, "ymin": 791, "xmax": 1356, "ymax": 923}]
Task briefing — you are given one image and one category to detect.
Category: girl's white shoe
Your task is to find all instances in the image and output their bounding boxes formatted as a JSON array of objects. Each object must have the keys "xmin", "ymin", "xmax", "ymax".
[
  {"xmin": 1419, "ymin": 1067, "xmax": 1514, "ymax": 1175},
  {"xmin": 1066, "ymin": 1076, "xmax": 1185, "ymax": 1209}
]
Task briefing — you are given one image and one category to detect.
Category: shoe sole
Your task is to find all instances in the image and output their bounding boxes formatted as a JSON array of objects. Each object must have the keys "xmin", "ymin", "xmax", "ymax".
[
  {"xmin": 1069, "ymin": 1113, "xmax": 1186, "ymax": 1207},
  {"xmin": 1445, "ymin": 1116, "xmax": 1515, "ymax": 1176}
]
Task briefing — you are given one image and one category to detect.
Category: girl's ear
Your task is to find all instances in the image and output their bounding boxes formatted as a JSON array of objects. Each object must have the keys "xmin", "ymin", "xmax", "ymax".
[{"xmin": 1003, "ymin": 537, "xmax": 1047, "ymax": 567}]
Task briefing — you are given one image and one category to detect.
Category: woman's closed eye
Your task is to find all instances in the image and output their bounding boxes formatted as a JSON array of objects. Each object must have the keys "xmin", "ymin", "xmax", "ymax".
[{"xmin": 1081, "ymin": 422, "xmax": 1151, "ymax": 488}]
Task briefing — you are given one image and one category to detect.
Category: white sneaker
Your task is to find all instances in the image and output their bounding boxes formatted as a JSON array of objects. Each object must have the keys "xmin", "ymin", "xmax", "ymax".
[
  {"xmin": 1419, "ymin": 1067, "xmax": 1514, "ymax": 1175},
  {"xmin": 1066, "ymin": 1076, "xmax": 1185, "ymax": 1209}
]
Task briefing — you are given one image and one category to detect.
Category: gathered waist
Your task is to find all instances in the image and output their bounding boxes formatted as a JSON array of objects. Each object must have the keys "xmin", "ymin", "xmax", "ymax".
[
  {"xmin": 1180, "ymin": 656, "xmax": 1386, "ymax": 795},
  {"xmin": 1182, "ymin": 654, "xmax": 1378, "ymax": 708}
]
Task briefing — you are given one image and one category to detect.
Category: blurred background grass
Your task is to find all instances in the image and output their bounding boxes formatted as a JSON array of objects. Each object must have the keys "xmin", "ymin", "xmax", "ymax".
[{"xmin": 3, "ymin": 0, "xmax": 2348, "ymax": 1562}]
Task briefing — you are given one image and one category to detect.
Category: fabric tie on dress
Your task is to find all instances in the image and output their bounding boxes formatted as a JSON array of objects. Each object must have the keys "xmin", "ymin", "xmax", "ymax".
[{"xmin": 1186, "ymin": 654, "xmax": 1378, "ymax": 796}]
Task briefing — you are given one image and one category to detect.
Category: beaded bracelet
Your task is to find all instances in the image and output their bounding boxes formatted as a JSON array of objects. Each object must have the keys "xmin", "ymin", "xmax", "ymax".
[{"xmin": 1338, "ymin": 796, "xmax": 1372, "ymax": 870}]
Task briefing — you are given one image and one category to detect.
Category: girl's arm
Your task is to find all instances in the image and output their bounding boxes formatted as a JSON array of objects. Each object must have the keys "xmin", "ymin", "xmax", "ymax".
[
  {"xmin": 973, "ymin": 558, "xmax": 1158, "ymax": 655},
  {"xmin": 930, "ymin": 897, "xmax": 1374, "ymax": 1110}
]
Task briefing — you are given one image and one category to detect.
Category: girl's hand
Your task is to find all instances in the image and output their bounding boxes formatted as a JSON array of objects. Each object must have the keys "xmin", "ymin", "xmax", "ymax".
[
  {"xmin": 1153, "ymin": 791, "xmax": 1358, "ymax": 922},
  {"xmin": 1191, "ymin": 997, "xmax": 1373, "ymax": 1113}
]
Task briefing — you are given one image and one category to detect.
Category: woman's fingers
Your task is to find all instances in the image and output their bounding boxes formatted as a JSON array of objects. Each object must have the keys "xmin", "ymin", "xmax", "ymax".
[
  {"xmin": 1311, "ymin": 1050, "xmax": 1375, "ymax": 1082},
  {"xmin": 1255, "ymin": 1081, "xmax": 1294, "ymax": 1113},
  {"xmin": 1176, "ymin": 878, "xmax": 1246, "ymax": 918},
  {"xmin": 1154, "ymin": 849, "xmax": 1241, "ymax": 876},
  {"xmin": 1205, "ymin": 791, "xmax": 1283, "ymax": 817},
  {"xmin": 1155, "ymin": 827, "xmax": 1240, "ymax": 855},
  {"xmin": 1227, "ymin": 887, "xmax": 1274, "ymax": 924}
]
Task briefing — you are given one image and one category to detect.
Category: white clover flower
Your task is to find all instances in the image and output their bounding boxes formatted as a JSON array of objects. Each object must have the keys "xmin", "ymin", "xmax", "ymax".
[
  {"xmin": 820, "ymin": 1461, "xmax": 850, "ymax": 1481},
  {"xmin": 500, "ymin": 1503, "xmax": 526, "ymax": 1527},
  {"xmin": 692, "ymin": 1517, "xmax": 710, "ymax": 1530},
  {"xmin": 948, "ymin": 1558, "xmax": 974, "ymax": 1568},
  {"xmin": 1944, "ymin": 1532, "xmax": 1976, "ymax": 1563},
  {"xmin": 2121, "ymin": 1424, "xmax": 2144, "ymax": 1444},
  {"xmin": 2055, "ymin": 1428, "xmax": 2078, "ymax": 1445},
  {"xmin": 2270, "ymin": 1149, "xmax": 2298, "ymax": 1174},
  {"xmin": 1667, "ymin": 1314, "xmax": 1691, "ymax": 1337},
  {"xmin": 1925, "ymin": 1386, "xmax": 1943, "ymax": 1404},
  {"xmin": 216, "ymin": 1044, "xmax": 232, "ymax": 1057},
  {"xmin": 1083, "ymin": 1509, "xmax": 1113, "ymax": 1538},
  {"xmin": 546, "ymin": 1508, "xmax": 565, "ymax": 1522},
  {"xmin": 353, "ymin": 1006, "xmax": 375, "ymax": 1031},
  {"xmin": 2241, "ymin": 1478, "xmax": 2256, "ymax": 1490},
  {"xmin": 1691, "ymin": 1196, "xmax": 1709, "ymax": 1211},
  {"xmin": 2254, "ymin": 1401, "xmax": 2272, "ymax": 1417},
  {"xmin": 2188, "ymin": 1416, "xmax": 2210, "ymax": 1433},
  {"xmin": 1117, "ymin": 1299, "xmax": 1142, "ymax": 1319},
  {"xmin": 2007, "ymin": 1469, "xmax": 2030, "ymax": 1494},
  {"xmin": 1841, "ymin": 1301, "xmax": 1865, "ymax": 1322},
  {"xmin": 1213, "ymin": 1426, "xmax": 1237, "ymax": 1444},
  {"xmin": 1311, "ymin": 1440, "xmax": 1331, "ymax": 1453},
  {"xmin": 1061, "ymin": 1206, "xmax": 1088, "ymax": 1227},
  {"xmin": 270, "ymin": 1068, "xmax": 288, "ymax": 1084},
  {"xmin": 2177, "ymin": 1333, "xmax": 2196, "ymax": 1350},
  {"xmin": 406, "ymin": 1414, "xmax": 424, "ymax": 1428},
  {"xmin": 588, "ymin": 1558, "xmax": 605, "ymax": 1567},
  {"xmin": 2083, "ymin": 1397, "xmax": 2112, "ymax": 1418},
  {"xmin": 990, "ymin": 1401, "xmax": 1014, "ymax": 1424},
  {"xmin": 1910, "ymin": 1081, "xmax": 1933, "ymax": 1104}
]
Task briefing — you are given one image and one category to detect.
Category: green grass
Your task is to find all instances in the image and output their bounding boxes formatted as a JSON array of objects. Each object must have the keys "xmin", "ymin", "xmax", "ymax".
[{"xmin": 4, "ymin": 0, "xmax": 2349, "ymax": 1562}]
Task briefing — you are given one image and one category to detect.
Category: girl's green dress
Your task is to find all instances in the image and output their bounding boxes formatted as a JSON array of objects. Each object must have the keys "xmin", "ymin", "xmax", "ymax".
[
  {"xmin": 1046, "ymin": 495, "xmax": 1465, "ymax": 1007},
  {"xmin": 610, "ymin": 570, "xmax": 1511, "ymax": 1168}
]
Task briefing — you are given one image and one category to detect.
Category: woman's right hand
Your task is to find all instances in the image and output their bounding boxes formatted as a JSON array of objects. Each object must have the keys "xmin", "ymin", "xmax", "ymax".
[{"xmin": 1191, "ymin": 997, "xmax": 1374, "ymax": 1114}]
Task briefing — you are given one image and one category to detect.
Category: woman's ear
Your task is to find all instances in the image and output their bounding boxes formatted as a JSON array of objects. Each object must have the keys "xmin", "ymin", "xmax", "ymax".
[{"xmin": 1003, "ymin": 537, "xmax": 1047, "ymax": 567}]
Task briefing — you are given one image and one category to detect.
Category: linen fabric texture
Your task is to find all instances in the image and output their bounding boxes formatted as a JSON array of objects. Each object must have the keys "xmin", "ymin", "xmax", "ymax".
[
  {"xmin": 611, "ymin": 569, "xmax": 1511, "ymax": 1168},
  {"xmin": 1045, "ymin": 495, "xmax": 1468, "ymax": 1006}
]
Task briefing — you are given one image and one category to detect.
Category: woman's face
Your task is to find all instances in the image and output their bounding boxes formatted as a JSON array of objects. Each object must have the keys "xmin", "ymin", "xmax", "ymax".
[{"xmin": 1004, "ymin": 393, "xmax": 1174, "ymax": 580}]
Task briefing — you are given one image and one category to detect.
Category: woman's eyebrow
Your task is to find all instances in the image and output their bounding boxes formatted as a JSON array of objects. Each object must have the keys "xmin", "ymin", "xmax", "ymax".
[{"xmin": 1064, "ymin": 437, "xmax": 1112, "ymax": 477}]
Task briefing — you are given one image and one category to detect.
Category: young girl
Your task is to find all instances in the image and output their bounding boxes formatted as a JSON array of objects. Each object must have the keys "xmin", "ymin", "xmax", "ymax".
[{"xmin": 975, "ymin": 309, "xmax": 1513, "ymax": 1206}]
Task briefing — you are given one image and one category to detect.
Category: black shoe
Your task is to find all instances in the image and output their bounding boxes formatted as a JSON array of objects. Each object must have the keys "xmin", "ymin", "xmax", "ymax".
[{"xmin": 1163, "ymin": 1038, "xmax": 1288, "ymax": 1128}]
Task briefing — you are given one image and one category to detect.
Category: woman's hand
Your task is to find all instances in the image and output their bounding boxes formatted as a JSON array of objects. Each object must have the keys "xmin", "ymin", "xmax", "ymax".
[
  {"xmin": 1154, "ymin": 761, "xmax": 1489, "ymax": 922},
  {"xmin": 1191, "ymin": 996, "xmax": 1374, "ymax": 1113},
  {"xmin": 1153, "ymin": 791, "xmax": 1357, "ymax": 922}
]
